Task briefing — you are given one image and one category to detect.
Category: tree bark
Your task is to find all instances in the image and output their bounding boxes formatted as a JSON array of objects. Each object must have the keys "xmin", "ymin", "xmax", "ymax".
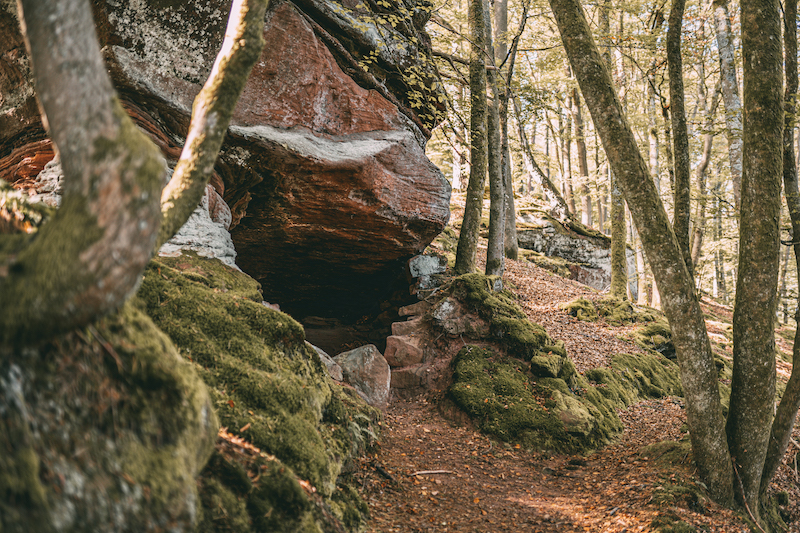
[
  {"xmin": 548, "ymin": 0, "xmax": 735, "ymax": 505},
  {"xmin": 762, "ymin": 0, "xmax": 799, "ymax": 495},
  {"xmin": 454, "ymin": 0, "xmax": 489, "ymax": 275},
  {"xmin": 499, "ymin": 0, "xmax": 521, "ymax": 261},
  {"xmin": 725, "ymin": 0, "xmax": 783, "ymax": 516},
  {"xmin": 484, "ymin": 0, "xmax": 505, "ymax": 280},
  {"xmin": 0, "ymin": 0, "xmax": 165, "ymax": 346},
  {"xmin": 667, "ymin": 0, "xmax": 693, "ymax": 278},
  {"xmin": 712, "ymin": 0, "xmax": 743, "ymax": 210}
]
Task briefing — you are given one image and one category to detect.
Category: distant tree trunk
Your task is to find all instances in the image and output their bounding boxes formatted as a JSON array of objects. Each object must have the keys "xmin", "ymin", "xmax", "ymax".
[
  {"xmin": 726, "ymin": 0, "xmax": 783, "ymax": 516},
  {"xmin": 713, "ymin": 180, "xmax": 728, "ymax": 303},
  {"xmin": 667, "ymin": 0, "xmax": 693, "ymax": 279},
  {"xmin": 691, "ymin": 74, "xmax": 721, "ymax": 271},
  {"xmin": 560, "ymin": 106, "xmax": 577, "ymax": 213},
  {"xmin": 499, "ymin": 0, "xmax": 523, "ymax": 261},
  {"xmin": 648, "ymin": 70, "xmax": 660, "ymax": 195},
  {"xmin": 712, "ymin": 0, "xmax": 743, "ymax": 210},
  {"xmin": 762, "ymin": 0, "xmax": 800, "ymax": 495},
  {"xmin": 778, "ymin": 244, "xmax": 791, "ymax": 323},
  {"xmin": 512, "ymin": 94, "xmax": 573, "ymax": 221},
  {"xmin": 602, "ymin": 0, "xmax": 628, "ymax": 299},
  {"xmin": 573, "ymin": 88, "xmax": 592, "ymax": 227},
  {"xmin": 484, "ymin": 0, "xmax": 505, "ymax": 280},
  {"xmin": 454, "ymin": 0, "xmax": 489, "ymax": 275},
  {"xmin": 549, "ymin": 0, "xmax": 735, "ymax": 506}
]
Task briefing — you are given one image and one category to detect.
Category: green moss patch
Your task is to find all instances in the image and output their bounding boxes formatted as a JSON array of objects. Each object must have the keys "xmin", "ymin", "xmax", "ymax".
[
  {"xmin": 444, "ymin": 273, "xmax": 553, "ymax": 361},
  {"xmin": 519, "ymin": 249, "xmax": 573, "ymax": 278},
  {"xmin": 585, "ymin": 353, "xmax": 682, "ymax": 408},
  {"xmin": 561, "ymin": 296, "xmax": 659, "ymax": 326},
  {"xmin": 137, "ymin": 252, "xmax": 378, "ymax": 532},
  {"xmin": 448, "ymin": 346, "xmax": 620, "ymax": 453}
]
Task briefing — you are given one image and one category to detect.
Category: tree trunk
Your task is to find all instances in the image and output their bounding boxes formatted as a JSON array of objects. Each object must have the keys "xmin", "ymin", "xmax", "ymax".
[
  {"xmin": 573, "ymin": 87, "xmax": 592, "ymax": 227},
  {"xmin": 712, "ymin": 0, "xmax": 743, "ymax": 210},
  {"xmin": 454, "ymin": 0, "xmax": 489, "ymax": 275},
  {"xmin": 2, "ymin": 0, "xmax": 267, "ymax": 347},
  {"xmin": 667, "ymin": 0, "xmax": 693, "ymax": 279},
  {"xmin": 0, "ymin": 0, "xmax": 165, "ymax": 345},
  {"xmin": 512, "ymin": 94, "xmax": 573, "ymax": 221},
  {"xmin": 484, "ymin": 0, "xmax": 505, "ymax": 280},
  {"xmin": 691, "ymin": 75, "xmax": 721, "ymax": 271},
  {"xmin": 548, "ymin": 0, "xmax": 735, "ymax": 505},
  {"xmin": 762, "ymin": 0, "xmax": 800, "ymax": 496},
  {"xmin": 725, "ymin": 0, "xmax": 783, "ymax": 517}
]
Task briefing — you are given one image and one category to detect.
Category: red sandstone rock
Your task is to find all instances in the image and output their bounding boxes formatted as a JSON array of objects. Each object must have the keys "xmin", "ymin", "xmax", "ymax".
[{"xmin": 0, "ymin": 0, "xmax": 450, "ymax": 320}]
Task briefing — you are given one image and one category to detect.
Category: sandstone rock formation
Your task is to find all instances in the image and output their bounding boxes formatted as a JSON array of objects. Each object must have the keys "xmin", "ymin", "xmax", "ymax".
[
  {"xmin": 334, "ymin": 344, "xmax": 391, "ymax": 409},
  {"xmin": 0, "ymin": 0, "xmax": 451, "ymax": 320},
  {"xmin": 517, "ymin": 212, "xmax": 638, "ymax": 299}
]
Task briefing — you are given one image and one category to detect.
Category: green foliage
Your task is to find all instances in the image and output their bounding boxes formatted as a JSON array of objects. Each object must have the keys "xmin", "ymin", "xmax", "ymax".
[{"xmin": 137, "ymin": 253, "xmax": 379, "ymax": 532}]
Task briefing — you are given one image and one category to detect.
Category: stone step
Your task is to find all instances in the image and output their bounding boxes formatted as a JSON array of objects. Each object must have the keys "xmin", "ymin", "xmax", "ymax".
[
  {"xmin": 384, "ymin": 335, "xmax": 424, "ymax": 367},
  {"xmin": 398, "ymin": 300, "xmax": 431, "ymax": 318},
  {"xmin": 390, "ymin": 317, "xmax": 425, "ymax": 337}
]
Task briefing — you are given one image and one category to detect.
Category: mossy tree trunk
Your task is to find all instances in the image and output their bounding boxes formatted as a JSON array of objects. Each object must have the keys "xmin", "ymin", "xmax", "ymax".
[
  {"xmin": 761, "ymin": 0, "xmax": 799, "ymax": 496},
  {"xmin": 548, "ymin": 0, "xmax": 735, "ymax": 506},
  {"xmin": 725, "ymin": 0, "xmax": 783, "ymax": 518},
  {"xmin": 484, "ymin": 0, "xmax": 505, "ymax": 281},
  {"xmin": 666, "ymin": 0, "xmax": 693, "ymax": 279},
  {"xmin": 1, "ymin": 0, "xmax": 267, "ymax": 347},
  {"xmin": 454, "ymin": 0, "xmax": 489, "ymax": 275}
]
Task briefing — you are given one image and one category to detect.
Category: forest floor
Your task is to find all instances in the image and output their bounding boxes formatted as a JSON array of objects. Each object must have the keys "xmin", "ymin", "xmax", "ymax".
[{"xmin": 355, "ymin": 205, "xmax": 800, "ymax": 532}]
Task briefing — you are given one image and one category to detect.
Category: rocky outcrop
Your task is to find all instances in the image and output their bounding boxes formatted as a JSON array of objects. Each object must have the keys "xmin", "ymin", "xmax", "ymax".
[
  {"xmin": 517, "ymin": 212, "xmax": 637, "ymax": 298},
  {"xmin": 0, "ymin": 0, "xmax": 451, "ymax": 320}
]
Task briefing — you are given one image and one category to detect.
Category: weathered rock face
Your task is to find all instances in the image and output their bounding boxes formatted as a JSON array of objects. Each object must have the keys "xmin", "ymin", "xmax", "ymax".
[
  {"xmin": 0, "ymin": 0, "xmax": 451, "ymax": 320},
  {"xmin": 517, "ymin": 214, "xmax": 637, "ymax": 299}
]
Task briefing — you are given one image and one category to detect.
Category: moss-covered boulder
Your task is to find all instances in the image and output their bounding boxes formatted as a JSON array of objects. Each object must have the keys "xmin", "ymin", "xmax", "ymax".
[
  {"xmin": 561, "ymin": 296, "xmax": 659, "ymax": 326},
  {"xmin": 448, "ymin": 344, "xmax": 683, "ymax": 454},
  {"xmin": 439, "ymin": 273, "xmax": 554, "ymax": 360},
  {"xmin": 0, "ymin": 301, "xmax": 217, "ymax": 532},
  {"xmin": 137, "ymin": 252, "xmax": 378, "ymax": 532}
]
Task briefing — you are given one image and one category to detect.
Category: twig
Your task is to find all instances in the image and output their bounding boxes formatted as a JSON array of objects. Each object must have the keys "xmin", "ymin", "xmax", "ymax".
[
  {"xmin": 373, "ymin": 462, "xmax": 395, "ymax": 482},
  {"xmin": 789, "ymin": 437, "xmax": 800, "ymax": 450},
  {"xmin": 86, "ymin": 325, "xmax": 123, "ymax": 372},
  {"xmin": 410, "ymin": 470, "xmax": 455, "ymax": 476},
  {"xmin": 732, "ymin": 460, "xmax": 767, "ymax": 533}
]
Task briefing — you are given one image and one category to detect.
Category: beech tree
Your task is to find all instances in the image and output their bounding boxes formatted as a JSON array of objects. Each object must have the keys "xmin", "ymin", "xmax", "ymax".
[
  {"xmin": 454, "ymin": 0, "xmax": 489, "ymax": 275},
  {"xmin": 0, "ymin": 0, "xmax": 267, "ymax": 346},
  {"xmin": 549, "ymin": 0, "xmax": 783, "ymax": 522}
]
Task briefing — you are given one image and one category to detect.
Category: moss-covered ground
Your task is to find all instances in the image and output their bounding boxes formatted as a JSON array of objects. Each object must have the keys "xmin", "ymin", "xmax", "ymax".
[{"xmin": 137, "ymin": 252, "xmax": 379, "ymax": 532}]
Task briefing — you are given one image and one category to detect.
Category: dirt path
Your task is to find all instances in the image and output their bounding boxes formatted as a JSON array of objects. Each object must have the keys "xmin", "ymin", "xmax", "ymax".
[{"xmin": 356, "ymin": 248, "xmax": 800, "ymax": 532}]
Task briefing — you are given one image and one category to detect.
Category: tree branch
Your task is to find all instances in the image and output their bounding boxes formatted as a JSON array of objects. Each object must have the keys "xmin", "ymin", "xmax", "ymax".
[{"xmin": 158, "ymin": 0, "xmax": 268, "ymax": 247}]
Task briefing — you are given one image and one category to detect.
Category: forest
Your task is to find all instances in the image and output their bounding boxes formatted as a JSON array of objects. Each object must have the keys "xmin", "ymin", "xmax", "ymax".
[{"xmin": 1, "ymin": 0, "xmax": 799, "ymax": 531}]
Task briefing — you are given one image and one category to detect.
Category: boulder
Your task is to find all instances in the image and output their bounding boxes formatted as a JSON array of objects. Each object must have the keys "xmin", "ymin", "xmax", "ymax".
[
  {"xmin": 334, "ymin": 345, "xmax": 391, "ymax": 409},
  {"xmin": 308, "ymin": 343, "xmax": 343, "ymax": 381},
  {"xmin": 0, "ymin": 0, "xmax": 451, "ymax": 321},
  {"xmin": 517, "ymin": 215, "xmax": 637, "ymax": 298}
]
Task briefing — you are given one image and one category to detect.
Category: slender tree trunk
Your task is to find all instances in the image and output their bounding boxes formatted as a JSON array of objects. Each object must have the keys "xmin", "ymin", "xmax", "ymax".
[
  {"xmin": 548, "ymin": 0, "xmax": 735, "ymax": 505},
  {"xmin": 713, "ymin": 181, "xmax": 728, "ymax": 303},
  {"xmin": 667, "ymin": 0, "xmax": 693, "ymax": 279},
  {"xmin": 573, "ymin": 88, "xmax": 592, "ymax": 227},
  {"xmin": 778, "ymin": 244, "xmax": 791, "ymax": 324},
  {"xmin": 692, "ymin": 76, "xmax": 721, "ymax": 271},
  {"xmin": 712, "ymin": 0, "xmax": 743, "ymax": 210},
  {"xmin": 603, "ymin": 0, "xmax": 628, "ymax": 299},
  {"xmin": 726, "ymin": 0, "xmax": 783, "ymax": 516},
  {"xmin": 561, "ymin": 107, "xmax": 577, "ymax": 213},
  {"xmin": 484, "ymin": 0, "xmax": 505, "ymax": 280},
  {"xmin": 454, "ymin": 0, "xmax": 489, "ymax": 275},
  {"xmin": 762, "ymin": 0, "xmax": 800, "ymax": 495}
]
